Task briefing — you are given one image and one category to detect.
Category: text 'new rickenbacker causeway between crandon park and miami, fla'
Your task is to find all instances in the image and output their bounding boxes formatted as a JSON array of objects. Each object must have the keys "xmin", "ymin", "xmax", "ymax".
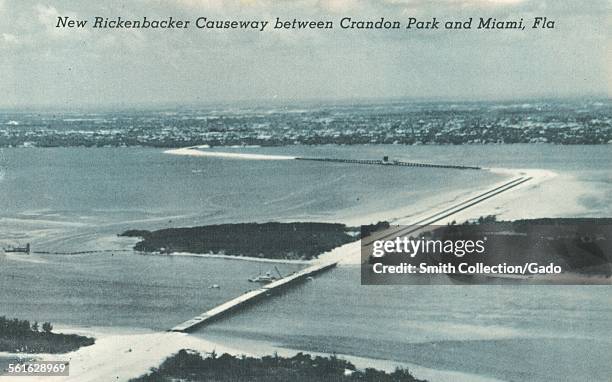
[{"xmin": 55, "ymin": 15, "xmax": 556, "ymax": 32}]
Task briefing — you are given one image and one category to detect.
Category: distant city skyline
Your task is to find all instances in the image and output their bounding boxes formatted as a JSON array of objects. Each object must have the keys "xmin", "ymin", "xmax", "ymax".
[{"xmin": 0, "ymin": 0, "xmax": 609, "ymax": 108}]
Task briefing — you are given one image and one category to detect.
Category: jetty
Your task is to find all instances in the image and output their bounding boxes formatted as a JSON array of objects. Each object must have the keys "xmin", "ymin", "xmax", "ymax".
[
  {"xmin": 296, "ymin": 156, "xmax": 480, "ymax": 170},
  {"xmin": 170, "ymin": 261, "xmax": 337, "ymax": 332},
  {"xmin": 3, "ymin": 243, "xmax": 30, "ymax": 254},
  {"xmin": 167, "ymin": 147, "xmax": 481, "ymax": 170}
]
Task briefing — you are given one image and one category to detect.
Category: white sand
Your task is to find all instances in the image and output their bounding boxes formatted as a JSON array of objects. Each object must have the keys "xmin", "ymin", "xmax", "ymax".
[
  {"xmin": 465, "ymin": 169, "xmax": 596, "ymax": 221},
  {"xmin": 3, "ymin": 328, "xmax": 242, "ymax": 382},
  {"xmin": 193, "ymin": 334, "xmax": 505, "ymax": 382},
  {"xmin": 316, "ymin": 168, "xmax": 558, "ymax": 265},
  {"xmin": 162, "ymin": 251, "xmax": 311, "ymax": 264},
  {"xmin": 1, "ymin": 325, "xmax": 502, "ymax": 382},
  {"xmin": 164, "ymin": 147, "xmax": 296, "ymax": 160}
]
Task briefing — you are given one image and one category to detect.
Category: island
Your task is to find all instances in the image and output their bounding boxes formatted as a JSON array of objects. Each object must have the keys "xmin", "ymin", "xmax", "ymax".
[
  {"xmin": 434, "ymin": 217, "xmax": 612, "ymax": 276},
  {"xmin": 121, "ymin": 222, "xmax": 389, "ymax": 260},
  {"xmin": 131, "ymin": 350, "xmax": 426, "ymax": 382},
  {"xmin": 366, "ymin": 217, "xmax": 612, "ymax": 279},
  {"xmin": 0, "ymin": 316, "xmax": 94, "ymax": 353}
]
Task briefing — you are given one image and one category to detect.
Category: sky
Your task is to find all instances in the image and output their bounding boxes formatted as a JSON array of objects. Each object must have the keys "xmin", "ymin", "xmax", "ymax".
[{"xmin": 0, "ymin": 0, "xmax": 609, "ymax": 108}]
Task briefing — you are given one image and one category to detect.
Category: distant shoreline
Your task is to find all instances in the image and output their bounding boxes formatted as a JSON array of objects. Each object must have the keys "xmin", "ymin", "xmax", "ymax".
[{"xmin": 1, "ymin": 99, "xmax": 609, "ymax": 147}]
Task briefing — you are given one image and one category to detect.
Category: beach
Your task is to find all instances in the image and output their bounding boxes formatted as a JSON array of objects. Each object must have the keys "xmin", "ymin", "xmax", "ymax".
[{"xmin": 1, "ymin": 326, "xmax": 504, "ymax": 382}]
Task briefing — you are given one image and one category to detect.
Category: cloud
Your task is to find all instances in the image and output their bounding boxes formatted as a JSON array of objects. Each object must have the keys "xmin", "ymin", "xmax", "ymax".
[
  {"xmin": 319, "ymin": 0, "xmax": 361, "ymax": 13},
  {"xmin": 175, "ymin": 0, "xmax": 226, "ymax": 10},
  {"xmin": 0, "ymin": 0, "xmax": 608, "ymax": 106},
  {"xmin": 33, "ymin": 3, "xmax": 88, "ymax": 39},
  {"xmin": 2, "ymin": 32, "xmax": 17, "ymax": 43},
  {"xmin": 0, "ymin": 32, "xmax": 20, "ymax": 50},
  {"xmin": 384, "ymin": 0, "xmax": 527, "ymax": 5},
  {"xmin": 35, "ymin": 4, "xmax": 60, "ymax": 26}
]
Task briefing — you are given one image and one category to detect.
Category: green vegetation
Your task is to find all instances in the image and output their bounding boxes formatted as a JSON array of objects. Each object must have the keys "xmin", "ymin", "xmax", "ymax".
[
  {"xmin": 366, "ymin": 217, "xmax": 612, "ymax": 278},
  {"xmin": 438, "ymin": 217, "xmax": 612, "ymax": 276},
  {"xmin": 0, "ymin": 316, "xmax": 94, "ymax": 353},
  {"xmin": 132, "ymin": 350, "xmax": 426, "ymax": 382},
  {"xmin": 121, "ymin": 222, "xmax": 360, "ymax": 260},
  {"xmin": 360, "ymin": 221, "xmax": 391, "ymax": 238}
]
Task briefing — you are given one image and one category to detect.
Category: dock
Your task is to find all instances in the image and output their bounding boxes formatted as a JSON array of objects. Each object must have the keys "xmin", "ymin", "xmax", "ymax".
[{"xmin": 170, "ymin": 261, "xmax": 337, "ymax": 332}]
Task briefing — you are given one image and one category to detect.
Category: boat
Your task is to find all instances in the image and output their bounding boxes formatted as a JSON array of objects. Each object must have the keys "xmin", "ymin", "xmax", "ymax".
[
  {"xmin": 248, "ymin": 271, "xmax": 277, "ymax": 284},
  {"xmin": 248, "ymin": 266, "xmax": 283, "ymax": 284}
]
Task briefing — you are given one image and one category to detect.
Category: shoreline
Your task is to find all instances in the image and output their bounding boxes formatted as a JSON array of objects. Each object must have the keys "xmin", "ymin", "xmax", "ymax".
[
  {"xmin": 2, "ymin": 325, "xmax": 502, "ymax": 382},
  {"xmin": 147, "ymin": 148, "xmax": 562, "ymax": 268},
  {"xmin": 163, "ymin": 146, "xmax": 561, "ymax": 227},
  {"xmin": 315, "ymin": 167, "xmax": 556, "ymax": 265},
  {"xmin": 208, "ymin": 334, "xmax": 506, "ymax": 382},
  {"xmin": 164, "ymin": 146, "xmax": 296, "ymax": 160},
  {"xmin": 139, "ymin": 251, "xmax": 312, "ymax": 265}
]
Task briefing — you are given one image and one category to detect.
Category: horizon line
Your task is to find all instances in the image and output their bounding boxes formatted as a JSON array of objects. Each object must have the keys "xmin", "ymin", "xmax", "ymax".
[{"xmin": 0, "ymin": 94, "xmax": 609, "ymax": 112}]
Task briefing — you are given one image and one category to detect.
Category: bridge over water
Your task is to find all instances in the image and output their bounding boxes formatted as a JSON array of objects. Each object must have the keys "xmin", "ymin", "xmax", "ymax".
[{"xmin": 170, "ymin": 176, "xmax": 533, "ymax": 334}]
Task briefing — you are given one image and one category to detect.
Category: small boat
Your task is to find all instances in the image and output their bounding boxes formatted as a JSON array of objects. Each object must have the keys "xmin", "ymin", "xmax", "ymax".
[
  {"xmin": 248, "ymin": 266, "xmax": 283, "ymax": 284},
  {"xmin": 248, "ymin": 271, "xmax": 277, "ymax": 284}
]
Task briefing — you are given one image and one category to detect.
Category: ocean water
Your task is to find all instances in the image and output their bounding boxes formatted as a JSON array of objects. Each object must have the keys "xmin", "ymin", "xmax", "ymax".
[
  {"xmin": 0, "ymin": 251, "xmax": 304, "ymax": 330},
  {"xmin": 0, "ymin": 146, "xmax": 503, "ymax": 252},
  {"xmin": 0, "ymin": 145, "xmax": 610, "ymax": 381},
  {"xmin": 0, "ymin": 145, "xmax": 502, "ymax": 328}
]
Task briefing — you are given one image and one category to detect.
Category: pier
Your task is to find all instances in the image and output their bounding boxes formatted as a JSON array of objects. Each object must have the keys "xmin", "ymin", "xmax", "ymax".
[
  {"xmin": 167, "ymin": 147, "xmax": 481, "ymax": 170},
  {"xmin": 296, "ymin": 156, "xmax": 481, "ymax": 170},
  {"xmin": 170, "ymin": 261, "xmax": 337, "ymax": 332}
]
